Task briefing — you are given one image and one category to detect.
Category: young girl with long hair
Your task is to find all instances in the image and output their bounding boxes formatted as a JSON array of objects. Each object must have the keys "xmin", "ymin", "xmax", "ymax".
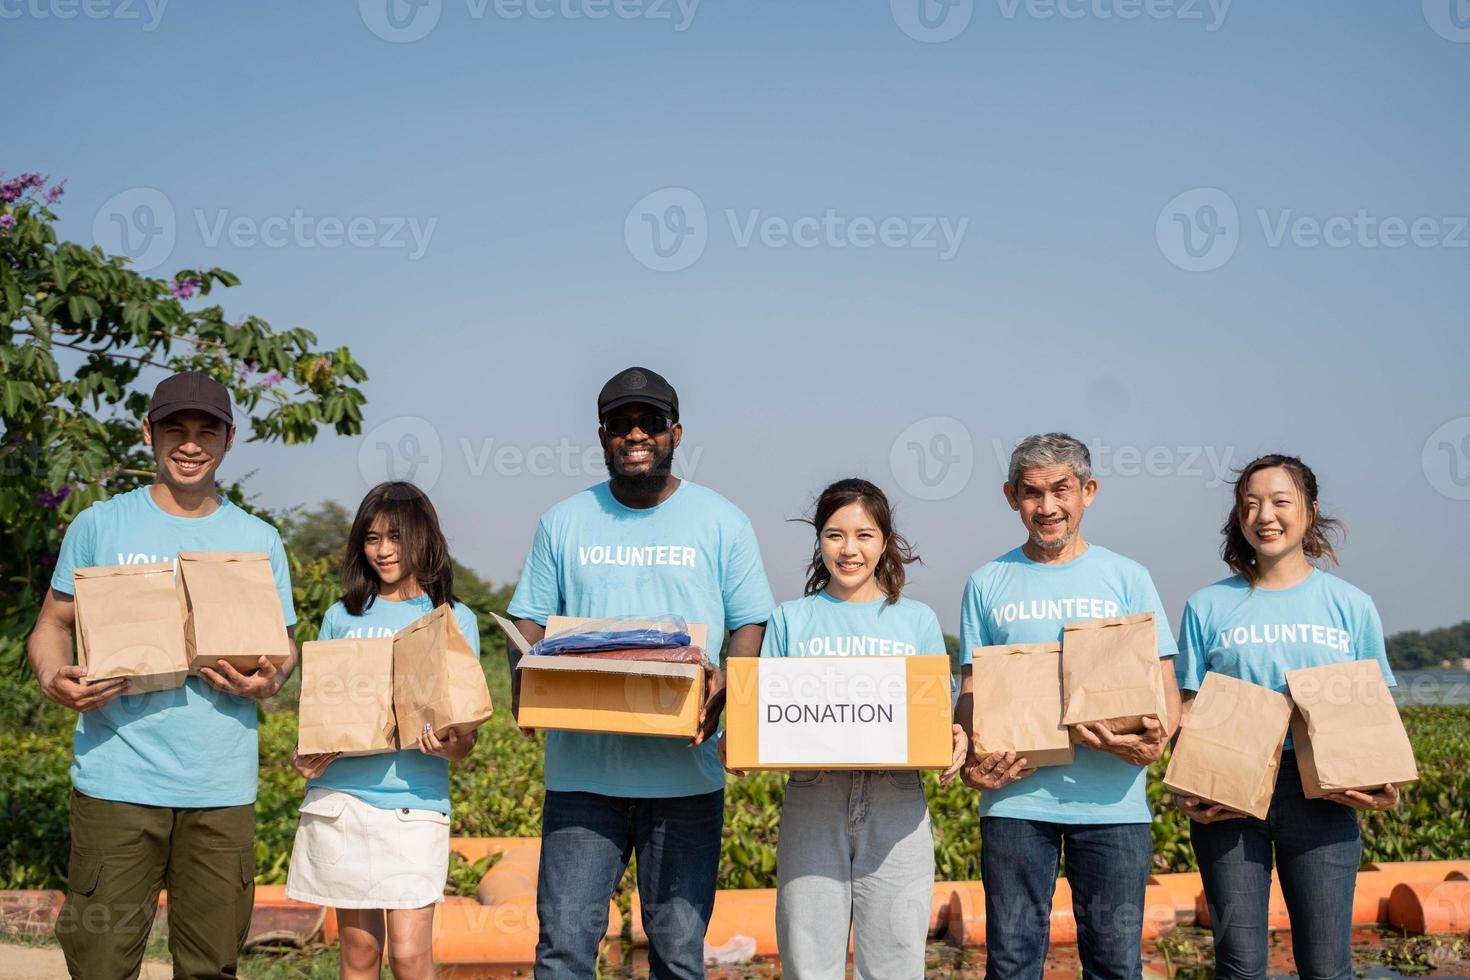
[
  {"xmin": 1174, "ymin": 455, "xmax": 1401, "ymax": 980},
  {"xmin": 285, "ymin": 482, "xmax": 481, "ymax": 980}
]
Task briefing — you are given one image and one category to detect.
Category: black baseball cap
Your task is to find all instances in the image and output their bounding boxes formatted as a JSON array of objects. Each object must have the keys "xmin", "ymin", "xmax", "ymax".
[
  {"xmin": 147, "ymin": 371, "xmax": 234, "ymax": 427},
  {"xmin": 598, "ymin": 366, "xmax": 678, "ymax": 421}
]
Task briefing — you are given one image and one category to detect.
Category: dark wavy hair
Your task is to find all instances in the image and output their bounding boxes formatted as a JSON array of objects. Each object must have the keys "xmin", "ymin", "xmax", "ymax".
[
  {"xmin": 341, "ymin": 482, "xmax": 457, "ymax": 616},
  {"xmin": 1221, "ymin": 454, "xmax": 1342, "ymax": 585},
  {"xmin": 801, "ymin": 478, "xmax": 919, "ymax": 606}
]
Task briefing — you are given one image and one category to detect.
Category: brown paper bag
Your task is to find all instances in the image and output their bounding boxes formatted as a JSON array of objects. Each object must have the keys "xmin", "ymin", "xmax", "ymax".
[
  {"xmin": 1163, "ymin": 671, "xmax": 1292, "ymax": 819},
  {"xmin": 297, "ymin": 638, "xmax": 398, "ymax": 756},
  {"xmin": 72, "ymin": 562, "xmax": 189, "ymax": 694},
  {"xmin": 392, "ymin": 604, "xmax": 493, "ymax": 740},
  {"xmin": 1060, "ymin": 612, "xmax": 1167, "ymax": 736},
  {"xmin": 177, "ymin": 552, "xmax": 291, "ymax": 673},
  {"xmin": 1285, "ymin": 660, "xmax": 1418, "ymax": 798},
  {"xmin": 970, "ymin": 642, "xmax": 1075, "ymax": 768}
]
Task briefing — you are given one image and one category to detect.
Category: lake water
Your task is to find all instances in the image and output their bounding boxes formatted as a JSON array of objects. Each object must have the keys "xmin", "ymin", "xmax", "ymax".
[{"xmin": 1391, "ymin": 669, "xmax": 1470, "ymax": 706}]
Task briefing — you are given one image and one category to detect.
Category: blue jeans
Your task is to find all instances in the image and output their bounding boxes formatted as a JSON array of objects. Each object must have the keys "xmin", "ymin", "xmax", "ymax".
[
  {"xmin": 1191, "ymin": 751, "xmax": 1361, "ymax": 980},
  {"xmin": 535, "ymin": 789, "xmax": 723, "ymax": 980},
  {"xmin": 980, "ymin": 817, "xmax": 1152, "ymax": 980}
]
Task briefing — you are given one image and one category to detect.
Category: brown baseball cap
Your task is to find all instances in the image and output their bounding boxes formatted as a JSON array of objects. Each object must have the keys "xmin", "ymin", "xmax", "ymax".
[{"xmin": 147, "ymin": 371, "xmax": 234, "ymax": 426}]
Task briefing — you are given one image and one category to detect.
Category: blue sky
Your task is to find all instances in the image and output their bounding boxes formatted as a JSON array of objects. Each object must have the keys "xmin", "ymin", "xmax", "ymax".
[{"xmin": 9, "ymin": 1, "xmax": 1469, "ymax": 635}]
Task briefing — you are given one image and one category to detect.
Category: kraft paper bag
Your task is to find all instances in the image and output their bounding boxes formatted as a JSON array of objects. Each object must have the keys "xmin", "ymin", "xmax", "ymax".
[
  {"xmin": 970, "ymin": 642, "xmax": 1075, "ymax": 768},
  {"xmin": 1163, "ymin": 671, "xmax": 1292, "ymax": 820},
  {"xmin": 1286, "ymin": 660, "xmax": 1419, "ymax": 799},
  {"xmin": 177, "ymin": 552, "xmax": 291, "ymax": 673},
  {"xmin": 297, "ymin": 638, "xmax": 398, "ymax": 756},
  {"xmin": 393, "ymin": 604, "xmax": 493, "ymax": 740},
  {"xmin": 1060, "ymin": 612, "xmax": 1167, "ymax": 736},
  {"xmin": 72, "ymin": 562, "xmax": 189, "ymax": 694}
]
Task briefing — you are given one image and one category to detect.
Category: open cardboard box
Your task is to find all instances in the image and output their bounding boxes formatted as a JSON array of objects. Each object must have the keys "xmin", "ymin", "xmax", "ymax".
[
  {"xmin": 492, "ymin": 613, "xmax": 708, "ymax": 738},
  {"xmin": 724, "ymin": 655, "xmax": 954, "ymax": 770}
]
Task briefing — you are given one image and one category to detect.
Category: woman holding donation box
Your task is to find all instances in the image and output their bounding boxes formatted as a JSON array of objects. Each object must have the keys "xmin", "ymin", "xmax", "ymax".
[
  {"xmin": 752, "ymin": 478, "xmax": 966, "ymax": 980},
  {"xmin": 1174, "ymin": 454, "xmax": 1401, "ymax": 980},
  {"xmin": 285, "ymin": 482, "xmax": 481, "ymax": 980}
]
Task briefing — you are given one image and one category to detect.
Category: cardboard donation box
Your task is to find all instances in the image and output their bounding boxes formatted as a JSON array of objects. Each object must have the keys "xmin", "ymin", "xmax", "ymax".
[
  {"xmin": 176, "ymin": 552, "xmax": 291, "ymax": 673},
  {"xmin": 393, "ymin": 605, "xmax": 494, "ymax": 740},
  {"xmin": 970, "ymin": 643, "xmax": 1074, "ymax": 768},
  {"xmin": 1060, "ymin": 612, "xmax": 1167, "ymax": 736},
  {"xmin": 72, "ymin": 562, "xmax": 189, "ymax": 694},
  {"xmin": 724, "ymin": 656, "xmax": 953, "ymax": 770},
  {"xmin": 1163, "ymin": 671, "xmax": 1292, "ymax": 819},
  {"xmin": 298, "ymin": 638, "xmax": 398, "ymax": 756},
  {"xmin": 495, "ymin": 613, "xmax": 708, "ymax": 739},
  {"xmin": 1286, "ymin": 660, "xmax": 1418, "ymax": 799}
]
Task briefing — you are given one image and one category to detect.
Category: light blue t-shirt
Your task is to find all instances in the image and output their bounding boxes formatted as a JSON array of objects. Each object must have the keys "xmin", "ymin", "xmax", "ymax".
[
  {"xmin": 307, "ymin": 596, "xmax": 480, "ymax": 815},
  {"xmin": 959, "ymin": 543, "xmax": 1177, "ymax": 825},
  {"xmin": 507, "ymin": 480, "xmax": 774, "ymax": 797},
  {"xmin": 761, "ymin": 591, "xmax": 946, "ymax": 661},
  {"xmin": 1175, "ymin": 570, "xmax": 1394, "ymax": 748},
  {"xmin": 50, "ymin": 486, "xmax": 297, "ymax": 808}
]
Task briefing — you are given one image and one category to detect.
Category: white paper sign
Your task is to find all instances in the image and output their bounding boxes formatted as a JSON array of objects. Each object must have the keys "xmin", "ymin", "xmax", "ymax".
[{"xmin": 756, "ymin": 658, "xmax": 909, "ymax": 765}]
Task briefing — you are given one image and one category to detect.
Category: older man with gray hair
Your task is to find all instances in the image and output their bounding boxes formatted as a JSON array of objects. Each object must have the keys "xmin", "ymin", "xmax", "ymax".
[{"xmin": 953, "ymin": 432, "xmax": 1181, "ymax": 980}]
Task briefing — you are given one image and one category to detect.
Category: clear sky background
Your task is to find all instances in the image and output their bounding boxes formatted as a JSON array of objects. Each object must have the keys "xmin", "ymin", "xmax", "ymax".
[{"xmin": 9, "ymin": 1, "xmax": 1469, "ymax": 635}]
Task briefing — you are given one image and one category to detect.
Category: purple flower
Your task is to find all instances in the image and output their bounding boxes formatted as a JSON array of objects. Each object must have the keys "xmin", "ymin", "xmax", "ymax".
[
  {"xmin": 0, "ymin": 183, "xmax": 20, "ymax": 204},
  {"xmin": 170, "ymin": 277, "xmax": 200, "ymax": 299},
  {"xmin": 0, "ymin": 214, "xmax": 14, "ymax": 232},
  {"xmin": 46, "ymin": 180, "xmax": 67, "ymax": 203},
  {"xmin": 36, "ymin": 485, "xmax": 73, "ymax": 509},
  {"xmin": 258, "ymin": 371, "xmax": 283, "ymax": 388}
]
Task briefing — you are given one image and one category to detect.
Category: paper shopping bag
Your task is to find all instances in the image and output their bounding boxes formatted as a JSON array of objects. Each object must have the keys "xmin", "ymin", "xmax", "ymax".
[
  {"xmin": 970, "ymin": 641, "xmax": 1075, "ymax": 768},
  {"xmin": 297, "ymin": 637, "xmax": 398, "ymax": 756},
  {"xmin": 1163, "ymin": 671, "xmax": 1292, "ymax": 820},
  {"xmin": 392, "ymin": 604, "xmax": 493, "ymax": 741},
  {"xmin": 177, "ymin": 552, "xmax": 291, "ymax": 674},
  {"xmin": 1285, "ymin": 660, "xmax": 1418, "ymax": 799},
  {"xmin": 1061, "ymin": 612, "xmax": 1167, "ymax": 736},
  {"xmin": 72, "ymin": 562, "xmax": 188, "ymax": 694}
]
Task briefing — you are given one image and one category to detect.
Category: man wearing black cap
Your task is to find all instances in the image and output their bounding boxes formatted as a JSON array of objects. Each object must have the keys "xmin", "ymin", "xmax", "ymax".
[
  {"xmin": 507, "ymin": 366, "xmax": 774, "ymax": 979},
  {"xmin": 27, "ymin": 371, "xmax": 298, "ymax": 979}
]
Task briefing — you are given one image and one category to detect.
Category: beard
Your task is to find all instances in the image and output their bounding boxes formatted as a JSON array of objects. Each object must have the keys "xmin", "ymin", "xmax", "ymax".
[
  {"xmin": 1029, "ymin": 523, "xmax": 1075, "ymax": 553},
  {"xmin": 605, "ymin": 443, "xmax": 676, "ymax": 497}
]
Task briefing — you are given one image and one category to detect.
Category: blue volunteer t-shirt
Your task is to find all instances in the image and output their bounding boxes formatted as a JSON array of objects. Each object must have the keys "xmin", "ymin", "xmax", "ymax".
[
  {"xmin": 1175, "ymin": 570, "xmax": 1394, "ymax": 748},
  {"xmin": 50, "ymin": 486, "xmax": 297, "ymax": 808},
  {"xmin": 959, "ymin": 543, "xmax": 1176, "ymax": 825},
  {"xmin": 507, "ymin": 480, "xmax": 775, "ymax": 797},
  {"xmin": 761, "ymin": 591, "xmax": 946, "ymax": 661},
  {"xmin": 307, "ymin": 597, "xmax": 480, "ymax": 815}
]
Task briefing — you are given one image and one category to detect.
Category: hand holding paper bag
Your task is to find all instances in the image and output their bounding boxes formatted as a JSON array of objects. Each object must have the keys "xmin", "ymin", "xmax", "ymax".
[
  {"xmin": 1285, "ymin": 659, "xmax": 1416, "ymax": 801},
  {"xmin": 1060, "ymin": 612, "xmax": 1167, "ymax": 737},
  {"xmin": 72, "ymin": 561, "xmax": 189, "ymax": 695},
  {"xmin": 1163, "ymin": 671, "xmax": 1292, "ymax": 820},
  {"xmin": 393, "ymin": 604, "xmax": 493, "ymax": 741}
]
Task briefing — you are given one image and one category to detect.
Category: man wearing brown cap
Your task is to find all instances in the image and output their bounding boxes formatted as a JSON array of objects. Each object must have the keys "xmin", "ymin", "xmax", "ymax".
[
  {"xmin": 27, "ymin": 371, "xmax": 298, "ymax": 979},
  {"xmin": 507, "ymin": 366, "xmax": 774, "ymax": 979}
]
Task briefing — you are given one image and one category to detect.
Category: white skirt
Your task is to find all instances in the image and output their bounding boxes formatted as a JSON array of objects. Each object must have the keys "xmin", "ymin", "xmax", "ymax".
[{"xmin": 285, "ymin": 788, "xmax": 450, "ymax": 909}]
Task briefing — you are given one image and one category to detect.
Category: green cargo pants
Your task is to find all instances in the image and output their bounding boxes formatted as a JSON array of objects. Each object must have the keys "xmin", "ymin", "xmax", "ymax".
[{"xmin": 55, "ymin": 791, "xmax": 256, "ymax": 980}]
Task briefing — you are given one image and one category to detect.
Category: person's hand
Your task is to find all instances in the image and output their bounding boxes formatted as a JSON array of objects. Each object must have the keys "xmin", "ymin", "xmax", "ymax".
[
  {"xmin": 693, "ymin": 660, "xmax": 724, "ymax": 746},
  {"xmin": 199, "ymin": 656, "xmax": 282, "ymax": 700},
  {"xmin": 41, "ymin": 665, "xmax": 128, "ymax": 713},
  {"xmin": 940, "ymin": 724, "xmax": 969, "ymax": 786},
  {"xmin": 1326, "ymin": 783, "xmax": 1400, "ymax": 811},
  {"xmin": 1174, "ymin": 793, "xmax": 1248, "ymax": 823},
  {"xmin": 1072, "ymin": 716, "xmax": 1167, "ymax": 766},
  {"xmin": 960, "ymin": 751, "xmax": 1034, "ymax": 791},
  {"xmin": 292, "ymin": 748, "xmax": 340, "ymax": 779},
  {"xmin": 418, "ymin": 724, "xmax": 477, "ymax": 761},
  {"xmin": 718, "ymin": 733, "xmax": 744, "ymax": 776}
]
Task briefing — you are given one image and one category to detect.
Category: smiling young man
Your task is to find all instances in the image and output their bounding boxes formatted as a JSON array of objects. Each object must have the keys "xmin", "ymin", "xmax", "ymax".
[
  {"xmin": 507, "ymin": 366, "xmax": 773, "ymax": 980},
  {"xmin": 27, "ymin": 371, "xmax": 297, "ymax": 980},
  {"xmin": 953, "ymin": 432, "xmax": 1181, "ymax": 980}
]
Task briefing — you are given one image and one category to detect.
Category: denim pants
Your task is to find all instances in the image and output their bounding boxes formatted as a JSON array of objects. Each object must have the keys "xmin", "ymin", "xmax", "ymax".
[
  {"xmin": 1191, "ymin": 751, "xmax": 1362, "ymax": 980},
  {"xmin": 980, "ymin": 816, "xmax": 1153, "ymax": 980},
  {"xmin": 775, "ymin": 770, "xmax": 935, "ymax": 980},
  {"xmin": 535, "ymin": 789, "xmax": 723, "ymax": 980}
]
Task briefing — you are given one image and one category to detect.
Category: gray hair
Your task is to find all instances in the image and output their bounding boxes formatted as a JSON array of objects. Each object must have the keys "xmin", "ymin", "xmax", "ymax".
[{"xmin": 1007, "ymin": 432, "xmax": 1092, "ymax": 488}]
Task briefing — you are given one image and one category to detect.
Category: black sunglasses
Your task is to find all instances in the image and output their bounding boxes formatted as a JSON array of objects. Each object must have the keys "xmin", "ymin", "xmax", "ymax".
[{"xmin": 602, "ymin": 414, "xmax": 672, "ymax": 437}]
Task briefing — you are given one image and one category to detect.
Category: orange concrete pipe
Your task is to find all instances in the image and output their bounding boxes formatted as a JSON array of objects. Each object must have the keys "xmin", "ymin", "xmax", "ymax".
[
  {"xmin": 945, "ymin": 882, "xmax": 985, "ymax": 947},
  {"xmin": 1148, "ymin": 873, "xmax": 1203, "ymax": 921},
  {"xmin": 944, "ymin": 881, "xmax": 1171, "ymax": 948},
  {"xmin": 476, "ymin": 847, "xmax": 540, "ymax": 906},
  {"xmin": 1351, "ymin": 871, "xmax": 1399, "ymax": 925},
  {"xmin": 1364, "ymin": 861, "xmax": 1470, "ymax": 885},
  {"xmin": 1388, "ymin": 881, "xmax": 1470, "ymax": 935},
  {"xmin": 631, "ymin": 889, "xmax": 780, "ymax": 955},
  {"xmin": 448, "ymin": 836, "xmax": 536, "ymax": 864}
]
